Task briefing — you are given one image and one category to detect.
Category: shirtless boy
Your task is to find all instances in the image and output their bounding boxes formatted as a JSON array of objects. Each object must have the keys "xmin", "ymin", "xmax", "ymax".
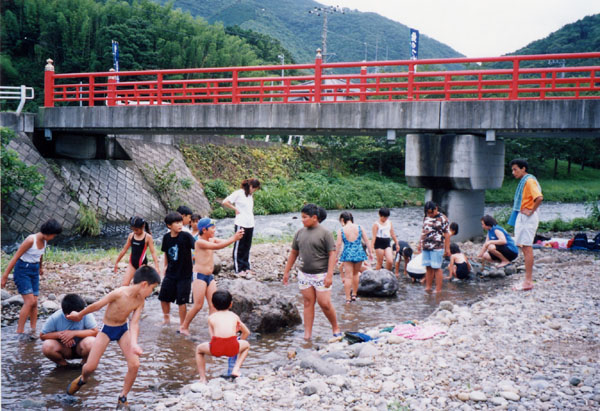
[
  {"xmin": 66, "ymin": 266, "xmax": 160, "ymax": 409},
  {"xmin": 179, "ymin": 218, "xmax": 244, "ymax": 336},
  {"xmin": 195, "ymin": 290, "xmax": 250, "ymax": 382}
]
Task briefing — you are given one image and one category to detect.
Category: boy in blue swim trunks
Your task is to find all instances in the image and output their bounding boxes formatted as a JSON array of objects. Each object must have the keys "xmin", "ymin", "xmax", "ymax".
[
  {"xmin": 66, "ymin": 266, "xmax": 160, "ymax": 409},
  {"xmin": 179, "ymin": 218, "xmax": 244, "ymax": 335}
]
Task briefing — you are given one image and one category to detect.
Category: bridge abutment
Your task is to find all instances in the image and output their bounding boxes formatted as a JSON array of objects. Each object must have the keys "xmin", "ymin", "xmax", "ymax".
[{"xmin": 406, "ymin": 133, "xmax": 505, "ymax": 241}]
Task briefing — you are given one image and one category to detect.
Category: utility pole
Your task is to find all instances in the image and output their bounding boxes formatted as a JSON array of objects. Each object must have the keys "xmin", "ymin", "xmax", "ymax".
[{"xmin": 308, "ymin": 6, "xmax": 345, "ymax": 63}]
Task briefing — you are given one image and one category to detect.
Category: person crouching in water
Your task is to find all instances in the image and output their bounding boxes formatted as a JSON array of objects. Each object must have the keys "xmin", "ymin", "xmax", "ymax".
[
  {"xmin": 195, "ymin": 290, "xmax": 250, "ymax": 382},
  {"xmin": 447, "ymin": 243, "xmax": 472, "ymax": 280}
]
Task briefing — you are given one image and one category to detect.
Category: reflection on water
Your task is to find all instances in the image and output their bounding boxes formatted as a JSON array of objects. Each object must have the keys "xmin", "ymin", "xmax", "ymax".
[{"xmin": 1, "ymin": 274, "xmax": 511, "ymax": 409}]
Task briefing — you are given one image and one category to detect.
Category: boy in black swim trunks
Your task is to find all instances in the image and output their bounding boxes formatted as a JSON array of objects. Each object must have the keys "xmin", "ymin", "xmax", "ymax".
[
  {"xmin": 159, "ymin": 212, "xmax": 196, "ymax": 326},
  {"xmin": 179, "ymin": 218, "xmax": 244, "ymax": 336},
  {"xmin": 66, "ymin": 266, "xmax": 160, "ymax": 409}
]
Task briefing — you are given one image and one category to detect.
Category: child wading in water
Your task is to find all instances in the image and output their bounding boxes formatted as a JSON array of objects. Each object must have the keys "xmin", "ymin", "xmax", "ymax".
[
  {"xmin": 283, "ymin": 204, "xmax": 341, "ymax": 340},
  {"xmin": 2, "ymin": 219, "xmax": 62, "ymax": 336},
  {"xmin": 195, "ymin": 290, "xmax": 250, "ymax": 382},
  {"xmin": 66, "ymin": 266, "xmax": 160, "ymax": 409},
  {"xmin": 371, "ymin": 207, "xmax": 398, "ymax": 270},
  {"xmin": 179, "ymin": 218, "xmax": 244, "ymax": 336},
  {"xmin": 335, "ymin": 212, "xmax": 373, "ymax": 303},
  {"xmin": 447, "ymin": 243, "xmax": 472, "ymax": 280},
  {"xmin": 417, "ymin": 201, "xmax": 451, "ymax": 293},
  {"xmin": 114, "ymin": 216, "xmax": 159, "ymax": 286}
]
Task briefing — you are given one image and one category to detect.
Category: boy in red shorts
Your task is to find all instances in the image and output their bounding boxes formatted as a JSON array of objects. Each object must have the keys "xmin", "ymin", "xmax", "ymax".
[{"xmin": 195, "ymin": 290, "xmax": 250, "ymax": 382}]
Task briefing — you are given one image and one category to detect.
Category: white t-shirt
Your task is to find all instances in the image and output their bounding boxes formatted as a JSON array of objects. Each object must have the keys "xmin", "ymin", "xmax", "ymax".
[{"xmin": 224, "ymin": 189, "xmax": 255, "ymax": 228}]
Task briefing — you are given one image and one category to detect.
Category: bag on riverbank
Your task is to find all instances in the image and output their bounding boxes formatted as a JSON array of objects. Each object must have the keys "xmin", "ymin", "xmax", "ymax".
[
  {"xmin": 592, "ymin": 233, "xmax": 600, "ymax": 251},
  {"xmin": 570, "ymin": 233, "xmax": 592, "ymax": 250},
  {"xmin": 343, "ymin": 331, "xmax": 373, "ymax": 344}
]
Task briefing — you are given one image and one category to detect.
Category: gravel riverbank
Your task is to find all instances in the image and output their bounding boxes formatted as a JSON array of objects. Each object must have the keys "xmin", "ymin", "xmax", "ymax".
[
  {"xmin": 2, "ymin": 240, "xmax": 599, "ymax": 410},
  {"xmin": 155, "ymin": 247, "xmax": 600, "ymax": 411}
]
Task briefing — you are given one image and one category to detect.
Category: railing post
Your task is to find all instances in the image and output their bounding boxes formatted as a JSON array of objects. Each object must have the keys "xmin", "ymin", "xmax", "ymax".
[
  {"xmin": 88, "ymin": 75, "xmax": 95, "ymax": 106},
  {"xmin": 157, "ymin": 73, "xmax": 163, "ymax": 105},
  {"xmin": 510, "ymin": 57, "xmax": 520, "ymax": 100},
  {"xmin": 360, "ymin": 63, "xmax": 367, "ymax": 102},
  {"xmin": 107, "ymin": 68, "xmax": 117, "ymax": 106},
  {"xmin": 232, "ymin": 70, "xmax": 239, "ymax": 104},
  {"xmin": 44, "ymin": 59, "xmax": 54, "ymax": 107},
  {"xmin": 314, "ymin": 48, "xmax": 322, "ymax": 103},
  {"xmin": 407, "ymin": 62, "xmax": 414, "ymax": 100}
]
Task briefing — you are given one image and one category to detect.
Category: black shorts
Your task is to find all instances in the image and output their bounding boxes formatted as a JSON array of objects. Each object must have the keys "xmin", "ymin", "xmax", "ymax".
[
  {"xmin": 408, "ymin": 272, "xmax": 425, "ymax": 281},
  {"xmin": 455, "ymin": 262, "xmax": 470, "ymax": 280},
  {"xmin": 374, "ymin": 237, "xmax": 391, "ymax": 250},
  {"xmin": 158, "ymin": 276, "xmax": 191, "ymax": 305},
  {"xmin": 489, "ymin": 245, "xmax": 518, "ymax": 262}
]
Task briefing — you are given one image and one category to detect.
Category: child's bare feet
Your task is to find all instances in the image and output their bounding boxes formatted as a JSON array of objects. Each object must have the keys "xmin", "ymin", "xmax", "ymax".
[
  {"xmin": 179, "ymin": 327, "xmax": 191, "ymax": 336},
  {"xmin": 162, "ymin": 315, "xmax": 170, "ymax": 325},
  {"xmin": 198, "ymin": 377, "xmax": 207, "ymax": 383},
  {"xmin": 497, "ymin": 261, "xmax": 511, "ymax": 268}
]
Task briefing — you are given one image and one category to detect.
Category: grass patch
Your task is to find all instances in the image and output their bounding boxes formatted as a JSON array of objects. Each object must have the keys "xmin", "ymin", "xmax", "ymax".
[{"xmin": 487, "ymin": 160, "xmax": 600, "ymax": 203}]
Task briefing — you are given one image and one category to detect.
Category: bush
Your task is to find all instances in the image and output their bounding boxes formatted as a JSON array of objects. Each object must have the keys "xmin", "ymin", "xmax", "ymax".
[
  {"xmin": 1, "ymin": 127, "xmax": 45, "ymax": 205},
  {"xmin": 75, "ymin": 204, "xmax": 101, "ymax": 236},
  {"xmin": 145, "ymin": 159, "xmax": 191, "ymax": 210}
]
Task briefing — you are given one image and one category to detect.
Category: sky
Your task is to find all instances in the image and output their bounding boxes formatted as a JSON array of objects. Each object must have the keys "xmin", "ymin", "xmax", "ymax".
[{"xmin": 318, "ymin": 0, "xmax": 600, "ymax": 57}]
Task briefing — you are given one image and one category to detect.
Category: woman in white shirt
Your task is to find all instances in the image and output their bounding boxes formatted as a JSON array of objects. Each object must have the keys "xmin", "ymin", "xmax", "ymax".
[{"xmin": 222, "ymin": 178, "xmax": 261, "ymax": 274}]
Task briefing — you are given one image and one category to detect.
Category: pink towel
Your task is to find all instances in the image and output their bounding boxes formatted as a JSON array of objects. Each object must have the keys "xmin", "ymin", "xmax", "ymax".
[{"xmin": 391, "ymin": 324, "xmax": 446, "ymax": 340}]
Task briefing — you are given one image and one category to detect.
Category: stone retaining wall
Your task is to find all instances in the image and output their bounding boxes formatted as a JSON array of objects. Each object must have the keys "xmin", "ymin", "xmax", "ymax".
[{"xmin": 1, "ymin": 131, "xmax": 80, "ymax": 242}]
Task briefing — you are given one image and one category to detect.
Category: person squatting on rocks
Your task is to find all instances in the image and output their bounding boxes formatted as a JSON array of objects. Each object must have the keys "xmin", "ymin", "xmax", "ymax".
[
  {"xmin": 508, "ymin": 158, "xmax": 543, "ymax": 291},
  {"xmin": 417, "ymin": 201, "xmax": 451, "ymax": 293},
  {"xmin": 195, "ymin": 289, "xmax": 250, "ymax": 383},
  {"xmin": 222, "ymin": 178, "xmax": 261, "ymax": 275},
  {"xmin": 283, "ymin": 203, "xmax": 341, "ymax": 340},
  {"xmin": 40, "ymin": 293, "xmax": 98, "ymax": 367},
  {"xmin": 113, "ymin": 216, "xmax": 159, "ymax": 286},
  {"xmin": 478, "ymin": 214, "xmax": 519, "ymax": 268},
  {"xmin": 179, "ymin": 218, "xmax": 244, "ymax": 336},
  {"xmin": 2, "ymin": 218, "xmax": 63, "ymax": 335},
  {"xmin": 66, "ymin": 266, "xmax": 161, "ymax": 409}
]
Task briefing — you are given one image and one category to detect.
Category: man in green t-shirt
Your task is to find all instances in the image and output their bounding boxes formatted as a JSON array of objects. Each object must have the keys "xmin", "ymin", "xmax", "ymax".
[{"xmin": 283, "ymin": 204, "xmax": 341, "ymax": 340}]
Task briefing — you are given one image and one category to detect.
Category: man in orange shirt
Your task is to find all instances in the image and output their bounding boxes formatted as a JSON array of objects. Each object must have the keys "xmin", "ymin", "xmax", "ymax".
[{"xmin": 509, "ymin": 159, "xmax": 543, "ymax": 291}]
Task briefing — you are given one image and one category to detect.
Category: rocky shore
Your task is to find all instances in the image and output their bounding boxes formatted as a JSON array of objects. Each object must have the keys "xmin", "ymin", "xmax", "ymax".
[
  {"xmin": 2, "ymin": 239, "xmax": 599, "ymax": 410},
  {"xmin": 153, "ymin": 247, "xmax": 599, "ymax": 411}
]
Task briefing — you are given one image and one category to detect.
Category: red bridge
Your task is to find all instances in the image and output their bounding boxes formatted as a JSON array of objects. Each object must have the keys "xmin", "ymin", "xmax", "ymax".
[{"xmin": 44, "ymin": 52, "xmax": 600, "ymax": 107}]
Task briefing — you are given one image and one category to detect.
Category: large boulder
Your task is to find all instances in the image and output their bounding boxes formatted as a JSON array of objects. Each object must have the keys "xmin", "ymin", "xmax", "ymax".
[
  {"xmin": 357, "ymin": 269, "xmax": 399, "ymax": 297},
  {"xmin": 218, "ymin": 279, "xmax": 301, "ymax": 334}
]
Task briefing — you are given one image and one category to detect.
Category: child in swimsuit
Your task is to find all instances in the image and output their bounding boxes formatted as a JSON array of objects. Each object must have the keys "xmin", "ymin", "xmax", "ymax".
[
  {"xmin": 394, "ymin": 241, "xmax": 414, "ymax": 279},
  {"xmin": 66, "ymin": 266, "xmax": 161, "ymax": 409},
  {"xmin": 2, "ymin": 218, "xmax": 62, "ymax": 335},
  {"xmin": 371, "ymin": 207, "xmax": 399, "ymax": 271},
  {"xmin": 179, "ymin": 218, "xmax": 244, "ymax": 336},
  {"xmin": 114, "ymin": 216, "xmax": 159, "ymax": 286},
  {"xmin": 448, "ymin": 243, "xmax": 472, "ymax": 280},
  {"xmin": 195, "ymin": 290, "xmax": 250, "ymax": 383},
  {"xmin": 335, "ymin": 211, "xmax": 373, "ymax": 303}
]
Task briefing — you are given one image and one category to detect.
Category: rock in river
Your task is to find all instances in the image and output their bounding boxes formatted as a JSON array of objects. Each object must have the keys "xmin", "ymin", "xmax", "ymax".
[
  {"xmin": 218, "ymin": 279, "xmax": 302, "ymax": 333},
  {"xmin": 357, "ymin": 269, "xmax": 399, "ymax": 297}
]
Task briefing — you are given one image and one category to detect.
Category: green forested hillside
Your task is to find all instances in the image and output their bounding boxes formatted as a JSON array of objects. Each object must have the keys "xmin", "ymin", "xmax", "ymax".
[
  {"xmin": 158, "ymin": 0, "xmax": 464, "ymax": 63},
  {"xmin": 0, "ymin": 0, "xmax": 294, "ymax": 110}
]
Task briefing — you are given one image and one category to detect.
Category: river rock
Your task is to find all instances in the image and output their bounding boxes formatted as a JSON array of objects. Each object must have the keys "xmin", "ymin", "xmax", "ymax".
[
  {"xmin": 469, "ymin": 391, "xmax": 487, "ymax": 401},
  {"xmin": 41, "ymin": 300, "xmax": 60, "ymax": 313},
  {"xmin": 501, "ymin": 391, "xmax": 520, "ymax": 401},
  {"xmin": 439, "ymin": 301, "xmax": 454, "ymax": 312},
  {"xmin": 569, "ymin": 376, "xmax": 581, "ymax": 386},
  {"xmin": 298, "ymin": 351, "xmax": 347, "ymax": 376},
  {"xmin": 1, "ymin": 290, "xmax": 12, "ymax": 300},
  {"xmin": 357, "ymin": 269, "xmax": 398, "ymax": 297},
  {"xmin": 2, "ymin": 294, "xmax": 24, "ymax": 307},
  {"xmin": 218, "ymin": 279, "xmax": 301, "ymax": 333}
]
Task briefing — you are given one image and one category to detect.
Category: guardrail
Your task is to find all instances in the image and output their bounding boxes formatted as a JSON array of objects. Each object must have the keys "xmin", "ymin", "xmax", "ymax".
[
  {"xmin": 43, "ymin": 52, "xmax": 600, "ymax": 107},
  {"xmin": 1, "ymin": 85, "xmax": 35, "ymax": 114}
]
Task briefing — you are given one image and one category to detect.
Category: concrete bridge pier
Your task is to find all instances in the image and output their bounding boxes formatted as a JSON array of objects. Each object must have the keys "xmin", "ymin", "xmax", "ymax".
[{"xmin": 405, "ymin": 133, "xmax": 505, "ymax": 241}]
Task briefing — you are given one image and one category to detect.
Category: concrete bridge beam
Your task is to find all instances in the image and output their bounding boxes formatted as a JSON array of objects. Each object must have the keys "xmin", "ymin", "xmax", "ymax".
[{"xmin": 406, "ymin": 133, "xmax": 505, "ymax": 241}]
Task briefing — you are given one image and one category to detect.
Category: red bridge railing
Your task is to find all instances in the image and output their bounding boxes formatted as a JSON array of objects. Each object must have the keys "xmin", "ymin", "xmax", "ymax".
[{"xmin": 44, "ymin": 52, "xmax": 600, "ymax": 107}]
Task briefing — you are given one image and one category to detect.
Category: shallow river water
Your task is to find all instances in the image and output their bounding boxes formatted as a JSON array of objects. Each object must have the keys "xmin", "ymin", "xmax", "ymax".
[
  {"xmin": 1, "ymin": 274, "xmax": 513, "ymax": 410},
  {"xmin": 0, "ymin": 202, "xmax": 588, "ymax": 409}
]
